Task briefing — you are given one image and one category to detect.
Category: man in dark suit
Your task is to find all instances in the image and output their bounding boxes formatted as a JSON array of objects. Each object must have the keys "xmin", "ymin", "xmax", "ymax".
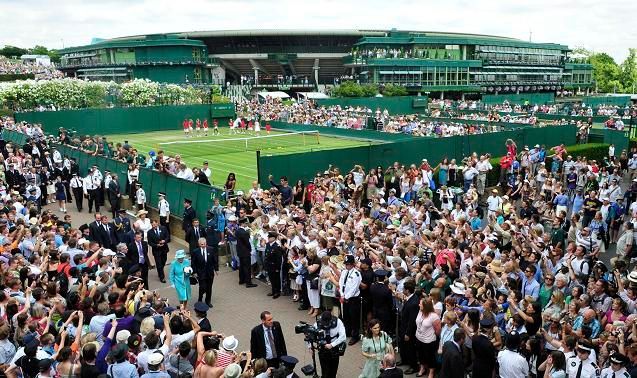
[
  {"xmin": 398, "ymin": 280, "xmax": 419, "ymax": 375},
  {"xmin": 192, "ymin": 238, "xmax": 218, "ymax": 306},
  {"xmin": 127, "ymin": 231, "xmax": 150, "ymax": 288},
  {"xmin": 147, "ymin": 218, "xmax": 170, "ymax": 283},
  {"xmin": 88, "ymin": 213, "xmax": 107, "ymax": 246},
  {"xmin": 99, "ymin": 214, "xmax": 117, "ymax": 250},
  {"xmin": 185, "ymin": 219, "xmax": 207, "ymax": 252},
  {"xmin": 264, "ymin": 232, "xmax": 284, "ymax": 298},
  {"xmin": 439, "ymin": 328, "xmax": 466, "ymax": 378},
  {"xmin": 250, "ymin": 311, "xmax": 287, "ymax": 368},
  {"xmin": 471, "ymin": 317, "xmax": 497, "ymax": 378},
  {"xmin": 379, "ymin": 353, "xmax": 403, "ymax": 378},
  {"xmin": 236, "ymin": 217, "xmax": 257, "ymax": 287},
  {"xmin": 107, "ymin": 174, "xmax": 121, "ymax": 218},
  {"xmin": 182, "ymin": 199, "xmax": 196, "ymax": 232}
]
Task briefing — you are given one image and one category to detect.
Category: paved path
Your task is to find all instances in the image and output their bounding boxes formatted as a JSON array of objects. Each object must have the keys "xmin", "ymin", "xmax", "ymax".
[{"xmin": 60, "ymin": 203, "xmax": 366, "ymax": 378}]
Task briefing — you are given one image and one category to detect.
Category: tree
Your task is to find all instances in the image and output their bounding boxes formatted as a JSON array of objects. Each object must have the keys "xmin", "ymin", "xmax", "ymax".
[
  {"xmin": 381, "ymin": 84, "xmax": 408, "ymax": 97},
  {"xmin": 620, "ymin": 48, "xmax": 637, "ymax": 93},
  {"xmin": 0, "ymin": 45, "xmax": 28, "ymax": 58},
  {"xmin": 589, "ymin": 53, "xmax": 622, "ymax": 93},
  {"xmin": 30, "ymin": 45, "xmax": 50, "ymax": 55}
]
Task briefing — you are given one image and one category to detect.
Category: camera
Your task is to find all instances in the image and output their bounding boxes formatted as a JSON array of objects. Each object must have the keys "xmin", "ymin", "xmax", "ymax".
[{"xmin": 295, "ymin": 321, "xmax": 328, "ymax": 347}]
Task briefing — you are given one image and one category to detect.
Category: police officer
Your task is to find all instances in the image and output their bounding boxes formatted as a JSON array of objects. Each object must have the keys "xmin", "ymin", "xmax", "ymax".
[
  {"xmin": 339, "ymin": 254, "xmax": 362, "ymax": 345},
  {"xmin": 70, "ymin": 173, "xmax": 83, "ymax": 212},
  {"xmin": 601, "ymin": 353, "xmax": 630, "ymax": 378},
  {"xmin": 567, "ymin": 340, "xmax": 600, "ymax": 378},
  {"xmin": 83, "ymin": 170, "xmax": 99, "ymax": 213},
  {"xmin": 264, "ymin": 231, "xmax": 284, "ymax": 299},
  {"xmin": 369, "ymin": 270, "xmax": 393, "ymax": 333},
  {"xmin": 182, "ymin": 198, "xmax": 196, "ymax": 232},
  {"xmin": 312, "ymin": 311, "xmax": 346, "ymax": 378},
  {"xmin": 497, "ymin": 331, "xmax": 528, "ymax": 378},
  {"xmin": 158, "ymin": 192, "xmax": 170, "ymax": 231}
]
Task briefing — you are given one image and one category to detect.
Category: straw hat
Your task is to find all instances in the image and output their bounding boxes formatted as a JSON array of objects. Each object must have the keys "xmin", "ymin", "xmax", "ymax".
[{"xmin": 488, "ymin": 260, "xmax": 505, "ymax": 273}]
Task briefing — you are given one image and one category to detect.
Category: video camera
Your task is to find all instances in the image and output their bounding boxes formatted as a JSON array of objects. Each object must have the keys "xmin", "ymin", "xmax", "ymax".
[{"xmin": 295, "ymin": 321, "xmax": 328, "ymax": 347}]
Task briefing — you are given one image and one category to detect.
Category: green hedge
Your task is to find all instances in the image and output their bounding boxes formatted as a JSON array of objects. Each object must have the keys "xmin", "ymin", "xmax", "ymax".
[
  {"xmin": 0, "ymin": 108, "xmax": 13, "ymax": 117},
  {"xmin": 0, "ymin": 73, "xmax": 34, "ymax": 82}
]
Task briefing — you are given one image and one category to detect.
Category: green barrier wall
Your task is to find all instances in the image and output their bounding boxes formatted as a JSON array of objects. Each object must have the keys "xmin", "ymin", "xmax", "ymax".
[
  {"xmin": 1, "ymin": 129, "xmax": 223, "ymax": 223},
  {"xmin": 268, "ymin": 121, "xmax": 415, "ymax": 142},
  {"xmin": 583, "ymin": 96, "xmax": 631, "ymax": 107},
  {"xmin": 482, "ymin": 93, "xmax": 555, "ymax": 105},
  {"xmin": 588, "ymin": 129, "xmax": 629, "ymax": 152},
  {"xmin": 315, "ymin": 96, "xmax": 427, "ymax": 115},
  {"xmin": 258, "ymin": 125, "xmax": 577, "ymax": 184},
  {"xmin": 14, "ymin": 103, "xmax": 236, "ymax": 136}
]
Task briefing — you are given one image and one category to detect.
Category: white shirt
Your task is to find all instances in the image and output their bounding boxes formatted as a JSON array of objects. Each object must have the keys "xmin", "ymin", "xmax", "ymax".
[
  {"xmin": 497, "ymin": 349, "xmax": 529, "ymax": 378},
  {"xmin": 566, "ymin": 355, "xmax": 600, "ymax": 378},
  {"xmin": 338, "ymin": 267, "xmax": 361, "ymax": 299},
  {"xmin": 476, "ymin": 160, "xmax": 492, "ymax": 173},
  {"xmin": 312, "ymin": 317, "xmax": 346, "ymax": 347},
  {"xmin": 137, "ymin": 344, "xmax": 170, "ymax": 373},
  {"xmin": 487, "ymin": 195, "xmax": 502, "ymax": 212},
  {"xmin": 158, "ymin": 199, "xmax": 170, "ymax": 217}
]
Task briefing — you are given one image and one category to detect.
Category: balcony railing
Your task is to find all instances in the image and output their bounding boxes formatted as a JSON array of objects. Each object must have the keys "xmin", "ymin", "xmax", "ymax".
[{"xmin": 59, "ymin": 57, "xmax": 210, "ymax": 69}]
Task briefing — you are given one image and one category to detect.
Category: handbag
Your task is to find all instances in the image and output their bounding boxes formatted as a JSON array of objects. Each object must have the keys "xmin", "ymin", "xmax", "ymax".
[
  {"xmin": 189, "ymin": 275, "xmax": 198, "ymax": 285},
  {"xmin": 310, "ymin": 277, "xmax": 319, "ymax": 290}
]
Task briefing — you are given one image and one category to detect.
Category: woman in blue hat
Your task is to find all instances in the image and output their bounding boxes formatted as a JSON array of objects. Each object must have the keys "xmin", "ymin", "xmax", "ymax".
[{"xmin": 169, "ymin": 250, "xmax": 192, "ymax": 307}]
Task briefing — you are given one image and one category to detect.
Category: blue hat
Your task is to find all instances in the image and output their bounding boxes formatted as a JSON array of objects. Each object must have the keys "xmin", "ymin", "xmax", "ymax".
[
  {"xmin": 480, "ymin": 317, "xmax": 495, "ymax": 328},
  {"xmin": 23, "ymin": 332, "xmax": 38, "ymax": 347},
  {"xmin": 280, "ymin": 355, "xmax": 298, "ymax": 368},
  {"xmin": 374, "ymin": 269, "xmax": 388, "ymax": 278},
  {"xmin": 194, "ymin": 302, "xmax": 209, "ymax": 313},
  {"xmin": 175, "ymin": 250, "xmax": 186, "ymax": 259}
]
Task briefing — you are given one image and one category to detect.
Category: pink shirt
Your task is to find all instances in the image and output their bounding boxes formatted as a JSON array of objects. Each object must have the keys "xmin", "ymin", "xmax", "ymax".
[{"xmin": 415, "ymin": 312, "xmax": 440, "ymax": 343}]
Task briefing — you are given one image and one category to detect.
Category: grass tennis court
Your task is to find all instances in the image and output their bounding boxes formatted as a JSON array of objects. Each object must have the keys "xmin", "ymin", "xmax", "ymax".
[{"xmin": 105, "ymin": 128, "xmax": 377, "ymax": 191}]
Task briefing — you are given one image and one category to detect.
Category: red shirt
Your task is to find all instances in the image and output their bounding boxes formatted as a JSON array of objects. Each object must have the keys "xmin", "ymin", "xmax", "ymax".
[
  {"xmin": 182, "ymin": 120, "xmax": 188, "ymax": 129},
  {"xmin": 196, "ymin": 119, "xmax": 201, "ymax": 128},
  {"xmin": 203, "ymin": 119, "xmax": 208, "ymax": 128}
]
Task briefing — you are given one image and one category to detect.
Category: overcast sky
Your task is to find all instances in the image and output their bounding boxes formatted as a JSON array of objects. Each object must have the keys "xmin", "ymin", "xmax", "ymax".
[{"xmin": 1, "ymin": 0, "xmax": 635, "ymax": 62}]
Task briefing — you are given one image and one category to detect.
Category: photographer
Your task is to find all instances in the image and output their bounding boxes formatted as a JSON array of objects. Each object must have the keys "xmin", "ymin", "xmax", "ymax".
[{"xmin": 311, "ymin": 311, "xmax": 346, "ymax": 378}]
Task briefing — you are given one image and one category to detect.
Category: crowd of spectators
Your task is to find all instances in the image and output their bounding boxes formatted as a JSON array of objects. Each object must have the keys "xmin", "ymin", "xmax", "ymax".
[
  {"xmin": 6, "ymin": 107, "xmax": 637, "ymax": 377},
  {"xmin": 0, "ymin": 57, "xmax": 63, "ymax": 80}
]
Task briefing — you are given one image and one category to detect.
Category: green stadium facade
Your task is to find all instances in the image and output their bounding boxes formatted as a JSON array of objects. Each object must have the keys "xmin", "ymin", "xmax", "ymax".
[{"xmin": 58, "ymin": 29, "xmax": 593, "ymax": 99}]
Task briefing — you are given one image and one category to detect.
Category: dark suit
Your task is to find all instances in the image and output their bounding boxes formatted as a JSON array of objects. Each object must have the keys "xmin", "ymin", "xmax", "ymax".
[
  {"xmin": 147, "ymin": 226, "xmax": 170, "ymax": 281},
  {"xmin": 471, "ymin": 334, "xmax": 496, "ymax": 378},
  {"xmin": 114, "ymin": 216, "xmax": 132, "ymax": 244},
  {"xmin": 127, "ymin": 239, "xmax": 150, "ymax": 287},
  {"xmin": 192, "ymin": 246, "xmax": 218, "ymax": 305},
  {"xmin": 264, "ymin": 242, "xmax": 284, "ymax": 296},
  {"xmin": 182, "ymin": 206, "xmax": 196, "ymax": 231},
  {"xmin": 236, "ymin": 227, "xmax": 253, "ymax": 286},
  {"xmin": 399, "ymin": 294, "xmax": 419, "ymax": 370},
  {"xmin": 88, "ymin": 221, "xmax": 111, "ymax": 248},
  {"xmin": 379, "ymin": 367, "xmax": 404, "ymax": 378},
  {"xmin": 107, "ymin": 180, "xmax": 121, "ymax": 218},
  {"xmin": 185, "ymin": 225, "xmax": 207, "ymax": 252},
  {"xmin": 439, "ymin": 341, "xmax": 464, "ymax": 378},
  {"xmin": 250, "ymin": 322, "xmax": 287, "ymax": 368},
  {"xmin": 198, "ymin": 317, "xmax": 212, "ymax": 333},
  {"xmin": 370, "ymin": 282, "xmax": 394, "ymax": 332}
]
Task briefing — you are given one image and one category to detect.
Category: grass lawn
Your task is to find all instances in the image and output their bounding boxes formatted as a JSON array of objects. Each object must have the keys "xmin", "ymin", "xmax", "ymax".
[{"xmin": 105, "ymin": 128, "xmax": 376, "ymax": 191}]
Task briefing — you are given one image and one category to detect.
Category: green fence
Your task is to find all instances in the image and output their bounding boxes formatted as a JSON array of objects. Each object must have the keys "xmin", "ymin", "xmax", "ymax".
[
  {"xmin": 258, "ymin": 125, "xmax": 577, "ymax": 184},
  {"xmin": 588, "ymin": 129, "xmax": 629, "ymax": 151},
  {"xmin": 2, "ymin": 129, "xmax": 223, "ymax": 223},
  {"xmin": 583, "ymin": 96, "xmax": 631, "ymax": 107},
  {"xmin": 482, "ymin": 93, "xmax": 555, "ymax": 105},
  {"xmin": 14, "ymin": 103, "xmax": 236, "ymax": 136},
  {"xmin": 315, "ymin": 96, "xmax": 428, "ymax": 115}
]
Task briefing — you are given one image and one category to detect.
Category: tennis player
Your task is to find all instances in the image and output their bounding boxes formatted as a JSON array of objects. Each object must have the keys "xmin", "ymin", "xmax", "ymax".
[
  {"xmin": 203, "ymin": 119, "xmax": 209, "ymax": 136},
  {"xmin": 183, "ymin": 118, "xmax": 190, "ymax": 138}
]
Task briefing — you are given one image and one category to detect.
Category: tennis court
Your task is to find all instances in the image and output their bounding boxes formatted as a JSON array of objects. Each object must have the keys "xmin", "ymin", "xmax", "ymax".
[{"xmin": 105, "ymin": 128, "xmax": 377, "ymax": 191}]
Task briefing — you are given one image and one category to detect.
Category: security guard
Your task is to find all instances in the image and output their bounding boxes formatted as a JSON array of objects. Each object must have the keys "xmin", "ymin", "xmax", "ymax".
[
  {"xmin": 114, "ymin": 208, "xmax": 132, "ymax": 244},
  {"xmin": 83, "ymin": 170, "xmax": 99, "ymax": 213},
  {"xmin": 264, "ymin": 231, "xmax": 284, "ymax": 298},
  {"xmin": 601, "ymin": 353, "xmax": 631, "ymax": 378},
  {"xmin": 91, "ymin": 165, "xmax": 104, "ymax": 207},
  {"xmin": 338, "ymin": 254, "xmax": 362, "ymax": 345},
  {"xmin": 567, "ymin": 340, "xmax": 600, "ymax": 378},
  {"xmin": 70, "ymin": 173, "xmax": 83, "ymax": 212},
  {"xmin": 158, "ymin": 192, "xmax": 170, "ymax": 231}
]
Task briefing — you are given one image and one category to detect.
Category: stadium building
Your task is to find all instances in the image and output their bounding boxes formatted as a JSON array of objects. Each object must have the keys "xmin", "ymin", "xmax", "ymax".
[{"xmin": 58, "ymin": 29, "xmax": 593, "ymax": 99}]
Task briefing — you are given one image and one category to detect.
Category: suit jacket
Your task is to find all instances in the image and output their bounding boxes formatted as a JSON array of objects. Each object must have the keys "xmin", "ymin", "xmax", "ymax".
[
  {"xmin": 182, "ymin": 206, "xmax": 196, "ymax": 231},
  {"xmin": 400, "ymin": 294, "xmax": 420, "ymax": 338},
  {"xmin": 107, "ymin": 180, "xmax": 120, "ymax": 201},
  {"xmin": 127, "ymin": 240, "xmax": 150, "ymax": 267},
  {"xmin": 439, "ymin": 341, "xmax": 465, "ymax": 378},
  {"xmin": 379, "ymin": 367, "xmax": 404, "ymax": 378},
  {"xmin": 114, "ymin": 217, "xmax": 132, "ymax": 244},
  {"xmin": 250, "ymin": 321, "xmax": 287, "ymax": 360},
  {"xmin": 147, "ymin": 225, "xmax": 170, "ymax": 254},
  {"xmin": 198, "ymin": 317, "xmax": 212, "ymax": 333},
  {"xmin": 89, "ymin": 221, "xmax": 112, "ymax": 248},
  {"xmin": 185, "ymin": 225, "xmax": 207, "ymax": 251},
  {"xmin": 192, "ymin": 246, "xmax": 218, "ymax": 279},
  {"xmin": 236, "ymin": 227, "xmax": 252, "ymax": 259},
  {"xmin": 471, "ymin": 334, "xmax": 496, "ymax": 378}
]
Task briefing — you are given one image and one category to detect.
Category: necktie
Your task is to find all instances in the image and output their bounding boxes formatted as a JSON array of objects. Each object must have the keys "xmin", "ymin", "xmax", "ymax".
[
  {"xmin": 575, "ymin": 361, "xmax": 583, "ymax": 378},
  {"xmin": 138, "ymin": 242, "xmax": 144, "ymax": 264},
  {"xmin": 203, "ymin": 249, "xmax": 207, "ymax": 264},
  {"xmin": 267, "ymin": 327, "xmax": 277, "ymax": 358},
  {"xmin": 195, "ymin": 228, "xmax": 199, "ymax": 239}
]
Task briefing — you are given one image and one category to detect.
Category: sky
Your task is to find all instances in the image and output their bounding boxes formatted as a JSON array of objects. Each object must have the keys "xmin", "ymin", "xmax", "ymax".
[{"xmin": 1, "ymin": 0, "xmax": 635, "ymax": 62}]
